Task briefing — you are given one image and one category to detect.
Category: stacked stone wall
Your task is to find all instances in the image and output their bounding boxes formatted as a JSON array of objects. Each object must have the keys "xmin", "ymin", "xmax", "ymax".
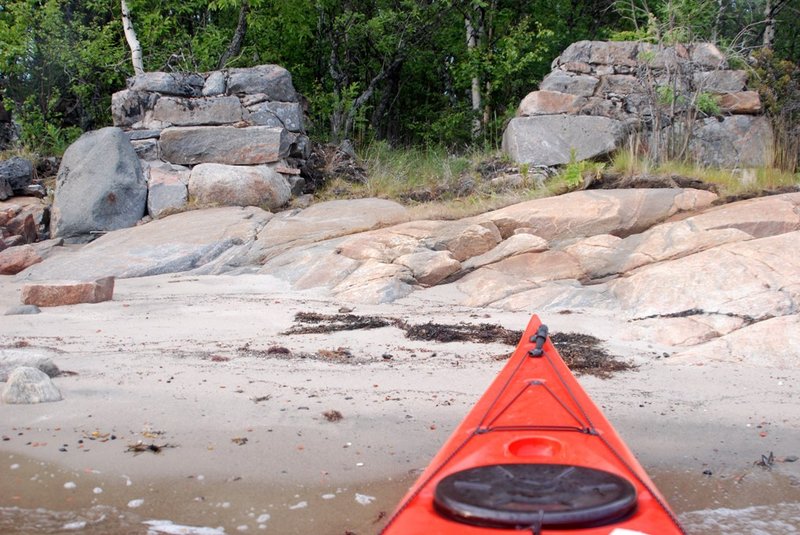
[
  {"xmin": 111, "ymin": 65, "xmax": 308, "ymax": 218},
  {"xmin": 504, "ymin": 41, "xmax": 773, "ymax": 169}
]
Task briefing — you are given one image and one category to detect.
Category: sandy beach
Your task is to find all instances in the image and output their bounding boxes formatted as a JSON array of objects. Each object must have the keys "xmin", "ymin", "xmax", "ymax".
[{"xmin": 2, "ymin": 273, "xmax": 800, "ymax": 534}]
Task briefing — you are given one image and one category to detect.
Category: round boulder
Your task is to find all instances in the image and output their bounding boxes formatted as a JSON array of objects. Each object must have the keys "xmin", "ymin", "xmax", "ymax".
[
  {"xmin": 189, "ymin": 163, "xmax": 291, "ymax": 211},
  {"xmin": 51, "ymin": 127, "xmax": 147, "ymax": 241},
  {"xmin": 2, "ymin": 366, "xmax": 62, "ymax": 404}
]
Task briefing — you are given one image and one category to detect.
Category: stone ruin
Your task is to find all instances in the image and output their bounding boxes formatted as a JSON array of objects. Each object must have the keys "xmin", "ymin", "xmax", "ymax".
[
  {"xmin": 110, "ymin": 65, "xmax": 309, "ymax": 215},
  {"xmin": 37, "ymin": 65, "xmax": 311, "ymax": 243},
  {"xmin": 503, "ymin": 41, "xmax": 773, "ymax": 169}
]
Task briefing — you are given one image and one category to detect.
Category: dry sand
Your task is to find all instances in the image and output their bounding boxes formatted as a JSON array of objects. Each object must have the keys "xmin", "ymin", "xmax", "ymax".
[{"xmin": 2, "ymin": 273, "xmax": 800, "ymax": 534}]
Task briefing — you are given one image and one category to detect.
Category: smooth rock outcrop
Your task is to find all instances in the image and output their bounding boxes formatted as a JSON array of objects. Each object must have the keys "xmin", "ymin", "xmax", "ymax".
[
  {"xmin": 21, "ymin": 277, "xmax": 115, "ymax": 307},
  {"xmin": 462, "ymin": 233, "xmax": 549, "ymax": 271},
  {"xmin": 2, "ymin": 367, "xmax": 62, "ymax": 404},
  {"xmin": 607, "ymin": 230, "xmax": 800, "ymax": 319},
  {"xmin": 475, "ymin": 188, "xmax": 718, "ymax": 240},
  {"xmin": 457, "ymin": 251, "xmax": 584, "ymax": 307},
  {"xmin": 394, "ymin": 251, "xmax": 461, "ymax": 286},
  {"xmin": 331, "ymin": 261, "xmax": 416, "ymax": 304},
  {"xmin": 579, "ymin": 193, "xmax": 800, "ymax": 278},
  {"xmin": 502, "ymin": 116, "xmax": 626, "ymax": 166},
  {"xmin": 51, "ymin": 127, "xmax": 146, "ymax": 240},
  {"xmin": 672, "ymin": 315, "xmax": 800, "ymax": 366},
  {"xmin": 251, "ymin": 198, "xmax": 408, "ymax": 262},
  {"xmin": 17, "ymin": 207, "xmax": 272, "ymax": 281}
]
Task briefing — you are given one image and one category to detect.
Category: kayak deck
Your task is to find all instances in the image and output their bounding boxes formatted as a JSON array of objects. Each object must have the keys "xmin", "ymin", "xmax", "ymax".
[{"xmin": 381, "ymin": 315, "xmax": 685, "ymax": 534}]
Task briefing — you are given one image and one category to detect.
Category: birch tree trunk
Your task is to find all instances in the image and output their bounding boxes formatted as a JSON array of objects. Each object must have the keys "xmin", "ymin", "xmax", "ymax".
[
  {"xmin": 121, "ymin": 0, "xmax": 144, "ymax": 75},
  {"xmin": 763, "ymin": 0, "xmax": 789, "ymax": 50},
  {"xmin": 465, "ymin": 15, "xmax": 482, "ymax": 138}
]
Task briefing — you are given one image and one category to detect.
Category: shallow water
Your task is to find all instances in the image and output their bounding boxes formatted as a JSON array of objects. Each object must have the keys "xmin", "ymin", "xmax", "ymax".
[{"xmin": 2, "ymin": 452, "xmax": 800, "ymax": 534}]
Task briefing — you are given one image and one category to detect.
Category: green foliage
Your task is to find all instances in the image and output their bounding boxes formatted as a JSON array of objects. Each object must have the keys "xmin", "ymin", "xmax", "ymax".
[
  {"xmin": 563, "ymin": 149, "xmax": 585, "ymax": 188},
  {"xmin": 695, "ymin": 92, "xmax": 721, "ymax": 116},
  {"xmin": 750, "ymin": 48, "xmax": 800, "ymax": 171},
  {"xmin": 1, "ymin": 0, "xmax": 799, "ymax": 158}
]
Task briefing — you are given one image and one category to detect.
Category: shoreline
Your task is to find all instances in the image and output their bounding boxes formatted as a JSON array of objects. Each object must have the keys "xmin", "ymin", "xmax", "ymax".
[{"xmin": 2, "ymin": 274, "xmax": 800, "ymax": 533}]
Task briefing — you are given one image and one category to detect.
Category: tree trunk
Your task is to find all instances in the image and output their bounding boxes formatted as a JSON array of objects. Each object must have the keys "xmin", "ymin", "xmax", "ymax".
[
  {"xmin": 218, "ymin": 1, "xmax": 250, "ymax": 69},
  {"xmin": 763, "ymin": 0, "xmax": 776, "ymax": 48},
  {"xmin": 763, "ymin": 0, "xmax": 789, "ymax": 49},
  {"xmin": 121, "ymin": 0, "xmax": 144, "ymax": 75},
  {"xmin": 343, "ymin": 58, "xmax": 404, "ymax": 141},
  {"xmin": 370, "ymin": 63, "xmax": 402, "ymax": 140},
  {"xmin": 465, "ymin": 13, "xmax": 482, "ymax": 138}
]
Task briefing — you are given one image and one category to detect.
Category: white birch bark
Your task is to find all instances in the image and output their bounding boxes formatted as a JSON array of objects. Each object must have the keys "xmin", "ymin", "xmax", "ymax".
[
  {"xmin": 121, "ymin": 0, "xmax": 144, "ymax": 75},
  {"xmin": 465, "ymin": 15, "xmax": 481, "ymax": 138}
]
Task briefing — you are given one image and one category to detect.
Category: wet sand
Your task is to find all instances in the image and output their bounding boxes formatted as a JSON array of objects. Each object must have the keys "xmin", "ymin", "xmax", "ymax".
[{"xmin": 2, "ymin": 273, "xmax": 800, "ymax": 533}]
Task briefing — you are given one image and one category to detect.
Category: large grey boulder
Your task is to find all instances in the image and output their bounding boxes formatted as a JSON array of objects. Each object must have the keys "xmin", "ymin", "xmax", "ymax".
[
  {"xmin": 51, "ymin": 127, "xmax": 147, "ymax": 240},
  {"xmin": 189, "ymin": 163, "xmax": 291, "ymax": 210},
  {"xmin": 16, "ymin": 206, "xmax": 272, "ymax": 281},
  {"xmin": 160, "ymin": 126, "xmax": 290, "ymax": 165},
  {"xmin": 227, "ymin": 65, "xmax": 298, "ymax": 102},
  {"xmin": 502, "ymin": 116, "xmax": 627, "ymax": 166},
  {"xmin": 0, "ymin": 157, "xmax": 34, "ymax": 199},
  {"xmin": 686, "ymin": 115, "xmax": 774, "ymax": 168},
  {"xmin": 2, "ymin": 366, "xmax": 62, "ymax": 404}
]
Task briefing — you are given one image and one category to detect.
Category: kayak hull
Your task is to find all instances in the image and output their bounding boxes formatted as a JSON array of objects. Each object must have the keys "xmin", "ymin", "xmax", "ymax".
[{"xmin": 381, "ymin": 315, "xmax": 684, "ymax": 535}]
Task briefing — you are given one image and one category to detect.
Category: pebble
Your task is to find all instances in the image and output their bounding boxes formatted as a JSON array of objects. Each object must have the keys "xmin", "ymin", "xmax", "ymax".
[
  {"xmin": 64, "ymin": 481, "xmax": 77, "ymax": 489},
  {"xmin": 256, "ymin": 514, "xmax": 270, "ymax": 523},
  {"xmin": 93, "ymin": 487, "xmax": 103, "ymax": 494},
  {"xmin": 62, "ymin": 521, "xmax": 87, "ymax": 530},
  {"xmin": 128, "ymin": 498, "xmax": 144, "ymax": 508},
  {"xmin": 288, "ymin": 501, "xmax": 308, "ymax": 510},
  {"xmin": 355, "ymin": 493, "xmax": 376, "ymax": 505}
]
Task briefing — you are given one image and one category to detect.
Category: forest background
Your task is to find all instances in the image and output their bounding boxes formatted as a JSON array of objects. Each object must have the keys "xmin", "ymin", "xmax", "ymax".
[{"xmin": 0, "ymin": 0, "xmax": 798, "ymax": 163}]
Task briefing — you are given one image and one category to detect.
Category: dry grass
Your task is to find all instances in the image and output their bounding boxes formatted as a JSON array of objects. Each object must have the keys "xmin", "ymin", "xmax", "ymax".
[{"xmin": 610, "ymin": 150, "xmax": 799, "ymax": 197}]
